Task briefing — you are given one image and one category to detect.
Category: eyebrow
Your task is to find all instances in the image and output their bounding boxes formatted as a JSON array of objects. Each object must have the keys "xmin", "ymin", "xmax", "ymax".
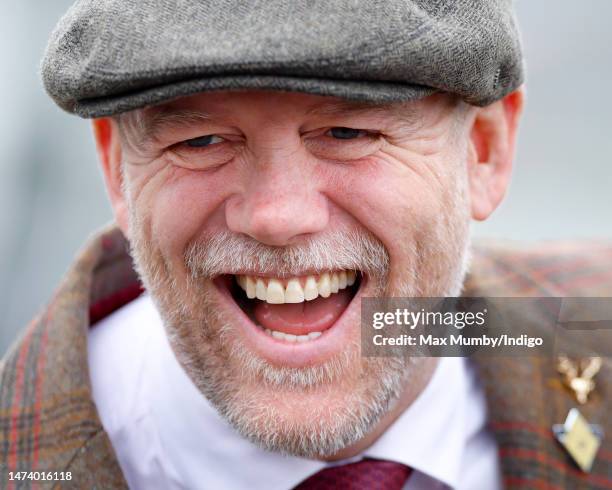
[
  {"xmin": 116, "ymin": 108, "xmax": 214, "ymax": 153},
  {"xmin": 305, "ymin": 100, "xmax": 420, "ymax": 130},
  {"xmin": 142, "ymin": 109, "xmax": 213, "ymax": 142}
]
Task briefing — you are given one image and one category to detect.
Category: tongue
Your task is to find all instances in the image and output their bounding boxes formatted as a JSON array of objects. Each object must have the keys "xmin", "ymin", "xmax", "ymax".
[{"xmin": 254, "ymin": 288, "xmax": 353, "ymax": 335}]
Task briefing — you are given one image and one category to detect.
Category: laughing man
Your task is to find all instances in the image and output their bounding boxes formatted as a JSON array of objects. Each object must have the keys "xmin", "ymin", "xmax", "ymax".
[{"xmin": 1, "ymin": 1, "xmax": 611, "ymax": 489}]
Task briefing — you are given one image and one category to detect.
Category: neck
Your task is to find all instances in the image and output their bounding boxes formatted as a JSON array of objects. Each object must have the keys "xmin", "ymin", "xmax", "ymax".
[{"xmin": 321, "ymin": 357, "xmax": 439, "ymax": 462}]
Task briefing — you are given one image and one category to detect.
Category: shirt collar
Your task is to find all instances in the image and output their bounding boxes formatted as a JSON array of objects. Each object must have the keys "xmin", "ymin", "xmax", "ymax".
[{"xmin": 362, "ymin": 356, "xmax": 468, "ymax": 488}]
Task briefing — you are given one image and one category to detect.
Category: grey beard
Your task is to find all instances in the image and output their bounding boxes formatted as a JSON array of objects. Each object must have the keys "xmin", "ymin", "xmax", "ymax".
[{"xmin": 127, "ymin": 209, "xmax": 471, "ymax": 458}]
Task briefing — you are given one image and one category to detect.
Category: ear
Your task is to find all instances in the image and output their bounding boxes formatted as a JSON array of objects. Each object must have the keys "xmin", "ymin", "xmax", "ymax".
[
  {"xmin": 466, "ymin": 87, "xmax": 525, "ymax": 221},
  {"xmin": 92, "ymin": 118, "xmax": 130, "ymax": 236}
]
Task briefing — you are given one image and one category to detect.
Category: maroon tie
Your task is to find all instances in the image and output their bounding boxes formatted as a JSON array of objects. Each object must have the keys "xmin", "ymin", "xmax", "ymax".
[{"xmin": 293, "ymin": 458, "xmax": 412, "ymax": 490}]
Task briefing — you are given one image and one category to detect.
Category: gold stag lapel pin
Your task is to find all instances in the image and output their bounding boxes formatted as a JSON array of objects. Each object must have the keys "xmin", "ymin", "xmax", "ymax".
[
  {"xmin": 553, "ymin": 356, "xmax": 604, "ymax": 473},
  {"xmin": 557, "ymin": 355, "xmax": 602, "ymax": 404}
]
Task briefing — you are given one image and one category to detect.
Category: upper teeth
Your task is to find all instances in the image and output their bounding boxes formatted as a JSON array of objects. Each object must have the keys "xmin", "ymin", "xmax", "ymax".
[{"xmin": 236, "ymin": 271, "xmax": 357, "ymax": 304}]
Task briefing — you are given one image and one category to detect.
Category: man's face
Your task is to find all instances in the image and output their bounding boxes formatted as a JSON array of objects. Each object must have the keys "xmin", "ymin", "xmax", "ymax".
[{"xmin": 115, "ymin": 91, "xmax": 473, "ymax": 457}]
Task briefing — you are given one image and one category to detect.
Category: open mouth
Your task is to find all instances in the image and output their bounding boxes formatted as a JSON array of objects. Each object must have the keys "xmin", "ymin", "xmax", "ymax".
[{"xmin": 216, "ymin": 270, "xmax": 363, "ymax": 344}]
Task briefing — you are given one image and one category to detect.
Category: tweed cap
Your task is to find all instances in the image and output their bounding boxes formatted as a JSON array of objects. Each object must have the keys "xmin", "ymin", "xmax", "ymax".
[{"xmin": 42, "ymin": 0, "xmax": 524, "ymax": 118}]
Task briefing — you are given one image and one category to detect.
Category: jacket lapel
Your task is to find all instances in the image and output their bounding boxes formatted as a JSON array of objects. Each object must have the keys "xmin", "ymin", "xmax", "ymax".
[
  {"xmin": 473, "ymin": 354, "xmax": 612, "ymax": 489},
  {"xmin": 465, "ymin": 244, "xmax": 612, "ymax": 489},
  {"xmin": 0, "ymin": 224, "xmax": 134, "ymax": 488}
]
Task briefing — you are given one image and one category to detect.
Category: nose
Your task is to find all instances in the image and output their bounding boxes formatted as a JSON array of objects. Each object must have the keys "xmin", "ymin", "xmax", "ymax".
[{"xmin": 225, "ymin": 153, "xmax": 329, "ymax": 246}]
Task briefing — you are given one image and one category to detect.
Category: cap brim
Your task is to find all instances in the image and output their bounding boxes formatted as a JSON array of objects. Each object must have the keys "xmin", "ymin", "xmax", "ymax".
[{"xmin": 71, "ymin": 75, "xmax": 437, "ymax": 118}]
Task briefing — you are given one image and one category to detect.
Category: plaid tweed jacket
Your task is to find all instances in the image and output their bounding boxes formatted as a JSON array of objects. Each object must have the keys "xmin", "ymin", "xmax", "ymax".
[{"xmin": 1, "ymin": 224, "xmax": 611, "ymax": 489}]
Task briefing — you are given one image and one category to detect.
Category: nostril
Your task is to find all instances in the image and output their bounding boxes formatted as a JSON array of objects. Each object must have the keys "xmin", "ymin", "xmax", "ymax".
[{"xmin": 225, "ymin": 193, "xmax": 330, "ymax": 247}]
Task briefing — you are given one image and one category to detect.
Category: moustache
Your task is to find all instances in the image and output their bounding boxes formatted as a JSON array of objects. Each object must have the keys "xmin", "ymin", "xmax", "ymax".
[{"xmin": 184, "ymin": 228, "xmax": 390, "ymax": 279}]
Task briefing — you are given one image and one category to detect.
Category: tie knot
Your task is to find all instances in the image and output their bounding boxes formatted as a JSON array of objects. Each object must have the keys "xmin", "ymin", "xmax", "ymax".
[{"xmin": 293, "ymin": 458, "xmax": 412, "ymax": 490}]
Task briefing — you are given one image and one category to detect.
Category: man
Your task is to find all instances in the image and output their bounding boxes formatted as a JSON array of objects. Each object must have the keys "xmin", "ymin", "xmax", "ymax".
[{"xmin": 1, "ymin": 1, "xmax": 611, "ymax": 489}]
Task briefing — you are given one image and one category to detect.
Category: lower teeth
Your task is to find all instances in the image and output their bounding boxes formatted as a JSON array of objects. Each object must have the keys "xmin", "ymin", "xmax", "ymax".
[{"xmin": 263, "ymin": 327, "xmax": 323, "ymax": 342}]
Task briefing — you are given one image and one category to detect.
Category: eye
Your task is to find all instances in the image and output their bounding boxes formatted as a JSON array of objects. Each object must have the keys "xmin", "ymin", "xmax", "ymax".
[
  {"xmin": 184, "ymin": 134, "xmax": 225, "ymax": 148},
  {"xmin": 326, "ymin": 127, "xmax": 369, "ymax": 140}
]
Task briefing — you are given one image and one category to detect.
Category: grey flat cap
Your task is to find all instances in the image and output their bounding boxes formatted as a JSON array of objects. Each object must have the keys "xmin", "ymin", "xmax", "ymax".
[{"xmin": 42, "ymin": 0, "xmax": 524, "ymax": 118}]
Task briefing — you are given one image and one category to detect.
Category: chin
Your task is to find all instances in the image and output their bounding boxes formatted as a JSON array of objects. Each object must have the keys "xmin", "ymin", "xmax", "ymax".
[{"xmin": 151, "ymin": 270, "xmax": 416, "ymax": 459}]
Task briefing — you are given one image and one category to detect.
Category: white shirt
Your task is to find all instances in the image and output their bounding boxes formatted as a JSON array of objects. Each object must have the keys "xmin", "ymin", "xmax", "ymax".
[{"xmin": 88, "ymin": 294, "xmax": 501, "ymax": 490}]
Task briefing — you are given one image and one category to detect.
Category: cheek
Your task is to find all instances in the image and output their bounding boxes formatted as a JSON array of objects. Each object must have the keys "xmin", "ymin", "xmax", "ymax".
[
  {"xmin": 135, "ymin": 164, "xmax": 238, "ymax": 264},
  {"xmin": 324, "ymin": 153, "xmax": 456, "ymax": 261}
]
